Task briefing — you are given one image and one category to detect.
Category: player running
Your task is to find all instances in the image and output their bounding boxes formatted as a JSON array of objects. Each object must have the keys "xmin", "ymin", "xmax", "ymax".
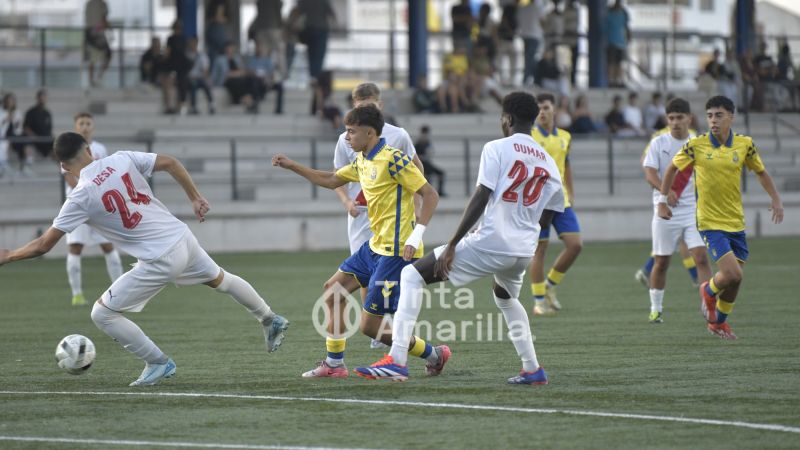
[
  {"xmin": 0, "ymin": 132, "xmax": 289, "ymax": 386},
  {"xmin": 355, "ymin": 92, "xmax": 564, "ymax": 384}
]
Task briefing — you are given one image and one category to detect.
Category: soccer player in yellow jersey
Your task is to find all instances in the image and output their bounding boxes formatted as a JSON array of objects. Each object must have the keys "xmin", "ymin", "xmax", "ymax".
[
  {"xmin": 529, "ymin": 93, "xmax": 582, "ymax": 316},
  {"xmin": 659, "ymin": 96, "xmax": 784, "ymax": 340},
  {"xmin": 272, "ymin": 104, "xmax": 448, "ymax": 377}
]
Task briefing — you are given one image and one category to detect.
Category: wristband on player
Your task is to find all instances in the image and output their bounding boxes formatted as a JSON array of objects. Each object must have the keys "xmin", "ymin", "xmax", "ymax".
[
  {"xmin": 657, "ymin": 194, "xmax": 669, "ymax": 204},
  {"xmin": 404, "ymin": 224, "xmax": 427, "ymax": 249}
]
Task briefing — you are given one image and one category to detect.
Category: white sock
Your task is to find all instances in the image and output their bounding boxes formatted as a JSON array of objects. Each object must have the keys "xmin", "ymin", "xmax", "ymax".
[
  {"xmin": 66, "ymin": 254, "xmax": 82, "ymax": 296},
  {"xmin": 495, "ymin": 294, "xmax": 539, "ymax": 372},
  {"xmin": 104, "ymin": 250, "xmax": 123, "ymax": 281},
  {"xmin": 388, "ymin": 265, "xmax": 426, "ymax": 367},
  {"xmin": 215, "ymin": 270, "xmax": 273, "ymax": 322},
  {"xmin": 649, "ymin": 289, "xmax": 664, "ymax": 313},
  {"xmin": 91, "ymin": 302, "xmax": 167, "ymax": 364}
]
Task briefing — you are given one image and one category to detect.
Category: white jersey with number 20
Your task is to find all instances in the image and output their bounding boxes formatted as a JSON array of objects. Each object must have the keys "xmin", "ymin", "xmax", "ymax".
[
  {"xmin": 467, "ymin": 133, "xmax": 565, "ymax": 258},
  {"xmin": 53, "ymin": 151, "xmax": 188, "ymax": 261}
]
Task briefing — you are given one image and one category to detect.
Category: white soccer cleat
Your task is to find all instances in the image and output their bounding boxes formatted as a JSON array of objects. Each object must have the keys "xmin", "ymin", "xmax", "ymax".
[
  {"xmin": 370, "ymin": 338, "xmax": 389, "ymax": 349},
  {"xmin": 545, "ymin": 285, "xmax": 562, "ymax": 311},
  {"xmin": 635, "ymin": 269, "xmax": 651, "ymax": 288},
  {"xmin": 129, "ymin": 358, "xmax": 176, "ymax": 387},
  {"xmin": 263, "ymin": 314, "xmax": 290, "ymax": 353}
]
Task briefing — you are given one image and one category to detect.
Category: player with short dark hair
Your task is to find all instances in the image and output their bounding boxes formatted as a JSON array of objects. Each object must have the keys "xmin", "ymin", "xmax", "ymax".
[
  {"xmin": 273, "ymin": 104, "xmax": 446, "ymax": 378},
  {"xmin": 659, "ymin": 95, "xmax": 784, "ymax": 339},
  {"xmin": 0, "ymin": 132, "xmax": 289, "ymax": 386},
  {"xmin": 355, "ymin": 92, "xmax": 564, "ymax": 384}
]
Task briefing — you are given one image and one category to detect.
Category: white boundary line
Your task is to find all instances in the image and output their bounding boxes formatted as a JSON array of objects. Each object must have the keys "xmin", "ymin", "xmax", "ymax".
[
  {"xmin": 2, "ymin": 390, "xmax": 799, "ymax": 435},
  {"xmin": 0, "ymin": 436, "xmax": 384, "ymax": 450}
]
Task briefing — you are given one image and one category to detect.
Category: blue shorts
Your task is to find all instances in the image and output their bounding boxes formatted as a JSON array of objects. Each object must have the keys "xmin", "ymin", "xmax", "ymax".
[
  {"xmin": 539, "ymin": 207, "xmax": 581, "ymax": 240},
  {"xmin": 700, "ymin": 230, "xmax": 749, "ymax": 263},
  {"xmin": 339, "ymin": 241, "xmax": 416, "ymax": 316}
]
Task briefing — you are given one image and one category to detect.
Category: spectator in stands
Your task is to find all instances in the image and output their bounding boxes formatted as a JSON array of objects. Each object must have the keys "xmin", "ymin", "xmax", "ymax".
[
  {"xmin": 477, "ymin": 3, "xmax": 499, "ymax": 64},
  {"xmin": 777, "ymin": 43, "xmax": 798, "ymax": 110},
  {"xmin": 23, "ymin": 89, "xmax": 54, "ymax": 165},
  {"xmin": 163, "ymin": 19, "xmax": 191, "ymax": 115},
  {"xmin": 604, "ymin": 0, "xmax": 630, "ymax": 88},
  {"xmin": 250, "ymin": 0, "xmax": 286, "ymax": 81},
  {"xmin": 205, "ymin": 3, "xmax": 230, "ymax": 67},
  {"xmin": 84, "ymin": 0, "xmax": 110, "ymax": 87},
  {"xmin": 187, "ymin": 37, "xmax": 215, "ymax": 115},
  {"xmin": 605, "ymin": 94, "xmax": 635, "ymax": 136},
  {"xmin": 469, "ymin": 42, "xmax": 503, "ymax": 107},
  {"xmin": 295, "ymin": 0, "xmax": 337, "ymax": 80},
  {"xmin": 563, "ymin": 0, "xmax": 580, "ymax": 86},
  {"xmin": 740, "ymin": 47, "xmax": 762, "ymax": 111},
  {"xmin": 247, "ymin": 41, "xmax": 285, "ymax": 115},
  {"xmin": 518, "ymin": 0, "xmax": 547, "ymax": 86},
  {"xmin": 535, "ymin": 46, "xmax": 568, "ymax": 97},
  {"xmin": 555, "ymin": 95, "xmax": 572, "ymax": 130},
  {"xmin": 451, "ymin": 0, "xmax": 474, "ymax": 55},
  {"xmin": 643, "ymin": 92, "xmax": 666, "ymax": 132},
  {"xmin": 414, "ymin": 125, "xmax": 446, "ymax": 197},
  {"xmin": 544, "ymin": 0, "xmax": 564, "ymax": 51},
  {"xmin": 754, "ymin": 41, "xmax": 778, "ymax": 82},
  {"xmin": 413, "ymin": 74, "xmax": 440, "ymax": 114},
  {"xmin": 497, "ymin": 3, "xmax": 518, "ymax": 87},
  {"xmin": 717, "ymin": 47, "xmax": 741, "ymax": 107},
  {"xmin": 570, "ymin": 94, "xmax": 596, "ymax": 134},
  {"xmin": 312, "ymin": 70, "xmax": 342, "ymax": 130},
  {"xmin": 440, "ymin": 45, "xmax": 472, "ymax": 113},
  {"xmin": 1, "ymin": 93, "xmax": 24, "ymax": 177},
  {"xmin": 215, "ymin": 43, "xmax": 262, "ymax": 114},
  {"xmin": 622, "ymin": 91, "xmax": 645, "ymax": 136},
  {"xmin": 139, "ymin": 37, "xmax": 163, "ymax": 87}
]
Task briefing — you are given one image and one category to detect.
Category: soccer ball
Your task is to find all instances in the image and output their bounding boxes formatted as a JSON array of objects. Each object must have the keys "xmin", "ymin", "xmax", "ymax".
[{"xmin": 55, "ymin": 334, "xmax": 96, "ymax": 375}]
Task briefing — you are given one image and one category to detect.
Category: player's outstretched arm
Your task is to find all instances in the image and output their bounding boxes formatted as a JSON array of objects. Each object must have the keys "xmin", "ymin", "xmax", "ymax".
[
  {"xmin": 434, "ymin": 184, "xmax": 492, "ymax": 278},
  {"xmin": 657, "ymin": 163, "xmax": 680, "ymax": 220},
  {"xmin": 154, "ymin": 154, "xmax": 209, "ymax": 222},
  {"xmin": 755, "ymin": 169, "xmax": 784, "ymax": 224},
  {"xmin": 0, "ymin": 227, "xmax": 65, "ymax": 267},
  {"xmin": 272, "ymin": 154, "xmax": 348, "ymax": 189},
  {"xmin": 565, "ymin": 160, "xmax": 575, "ymax": 206}
]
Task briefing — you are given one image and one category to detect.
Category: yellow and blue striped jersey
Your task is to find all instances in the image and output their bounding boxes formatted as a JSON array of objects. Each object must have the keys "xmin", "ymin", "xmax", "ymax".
[
  {"xmin": 532, "ymin": 124, "xmax": 572, "ymax": 207},
  {"xmin": 672, "ymin": 131, "xmax": 766, "ymax": 232},
  {"xmin": 335, "ymin": 138, "xmax": 427, "ymax": 258}
]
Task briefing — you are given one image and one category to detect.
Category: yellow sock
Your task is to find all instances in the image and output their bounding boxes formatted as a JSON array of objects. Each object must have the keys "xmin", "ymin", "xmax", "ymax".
[
  {"xmin": 326, "ymin": 337, "xmax": 346, "ymax": 362},
  {"xmin": 682, "ymin": 257, "xmax": 696, "ymax": 269},
  {"xmin": 708, "ymin": 278, "xmax": 721, "ymax": 295},
  {"xmin": 716, "ymin": 299, "xmax": 734, "ymax": 315},
  {"xmin": 408, "ymin": 336, "xmax": 435, "ymax": 361},
  {"xmin": 546, "ymin": 268, "xmax": 565, "ymax": 286},
  {"xmin": 532, "ymin": 282, "xmax": 546, "ymax": 298}
]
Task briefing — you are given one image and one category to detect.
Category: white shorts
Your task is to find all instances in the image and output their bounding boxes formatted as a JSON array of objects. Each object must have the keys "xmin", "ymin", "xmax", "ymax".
[
  {"xmin": 100, "ymin": 230, "xmax": 219, "ymax": 312},
  {"xmin": 66, "ymin": 224, "xmax": 111, "ymax": 246},
  {"xmin": 347, "ymin": 212, "xmax": 371, "ymax": 255},
  {"xmin": 433, "ymin": 237, "xmax": 531, "ymax": 299},
  {"xmin": 651, "ymin": 215, "xmax": 704, "ymax": 256}
]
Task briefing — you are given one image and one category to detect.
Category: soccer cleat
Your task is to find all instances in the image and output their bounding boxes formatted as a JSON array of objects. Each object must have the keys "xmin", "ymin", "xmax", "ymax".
[
  {"xmin": 354, "ymin": 355, "xmax": 409, "ymax": 381},
  {"xmin": 545, "ymin": 285, "xmax": 562, "ymax": 310},
  {"xmin": 635, "ymin": 269, "xmax": 651, "ymax": 288},
  {"xmin": 262, "ymin": 314, "xmax": 290, "ymax": 353},
  {"xmin": 129, "ymin": 358, "xmax": 176, "ymax": 386},
  {"xmin": 71, "ymin": 293, "xmax": 88, "ymax": 306},
  {"xmin": 533, "ymin": 302, "xmax": 556, "ymax": 316},
  {"xmin": 649, "ymin": 311, "xmax": 664, "ymax": 324},
  {"xmin": 425, "ymin": 345, "xmax": 452, "ymax": 376},
  {"xmin": 507, "ymin": 366, "xmax": 549, "ymax": 385},
  {"xmin": 699, "ymin": 282, "xmax": 717, "ymax": 323},
  {"xmin": 301, "ymin": 361, "xmax": 349, "ymax": 378},
  {"xmin": 370, "ymin": 338, "xmax": 389, "ymax": 349},
  {"xmin": 708, "ymin": 322, "xmax": 737, "ymax": 340}
]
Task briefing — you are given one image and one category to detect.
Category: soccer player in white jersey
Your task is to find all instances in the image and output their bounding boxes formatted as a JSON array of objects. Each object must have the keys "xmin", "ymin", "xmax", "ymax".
[
  {"xmin": 642, "ymin": 98, "xmax": 712, "ymax": 323},
  {"xmin": 0, "ymin": 132, "xmax": 289, "ymax": 386},
  {"xmin": 64, "ymin": 112, "xmax": 123, "ymax": 306},
  {"xmin": 333, "ymin": 83, "xmax": 424, "ymax": 349},
  {"xmin": 355, "ymin": 92, "xmax": 564, "ymax": 384}
]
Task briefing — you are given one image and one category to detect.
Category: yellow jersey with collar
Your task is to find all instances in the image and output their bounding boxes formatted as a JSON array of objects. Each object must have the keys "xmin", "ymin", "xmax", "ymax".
[
  {"xmin": 672, "ymin": 131, "xmax": 766, "ymax": 232},
  {"xmin": 531, "ymin": 124, "xmax": 572, "ymax": 207},
  {"xmin": 335, "ymin": 138, "xmax": 427, "ymax": 258}
]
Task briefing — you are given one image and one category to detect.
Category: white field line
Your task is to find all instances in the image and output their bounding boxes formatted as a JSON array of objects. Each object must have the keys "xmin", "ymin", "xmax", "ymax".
[
  {"xmin": 1, "ymin": 390, "xmax": 799, "ymax": 435},
  {"xmin": 0, "ymin": 436, "xmax": 386, "ymax": 450}
]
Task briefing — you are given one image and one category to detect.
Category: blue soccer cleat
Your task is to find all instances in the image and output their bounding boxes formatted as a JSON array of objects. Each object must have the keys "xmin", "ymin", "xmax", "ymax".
[
  {"xmin": 354, "ymin": 355, "xmax": 409, "ymax": 381},
  {"xmin": 129, "ymin": 358, "xmax": 176, "ymax": 387},
  {"xmin": 263, "ymin": 314, "xmax": 290, "ymax": 353},
  {"xmin": 507, "ymin": 366, "xmax": 549, "ymax": 385}
]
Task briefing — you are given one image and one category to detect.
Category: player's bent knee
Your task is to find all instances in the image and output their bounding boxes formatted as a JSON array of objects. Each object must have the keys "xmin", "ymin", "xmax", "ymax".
[{"xmin": 90, "ymin": 301, "xmax": 118, "ymax": 327}]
